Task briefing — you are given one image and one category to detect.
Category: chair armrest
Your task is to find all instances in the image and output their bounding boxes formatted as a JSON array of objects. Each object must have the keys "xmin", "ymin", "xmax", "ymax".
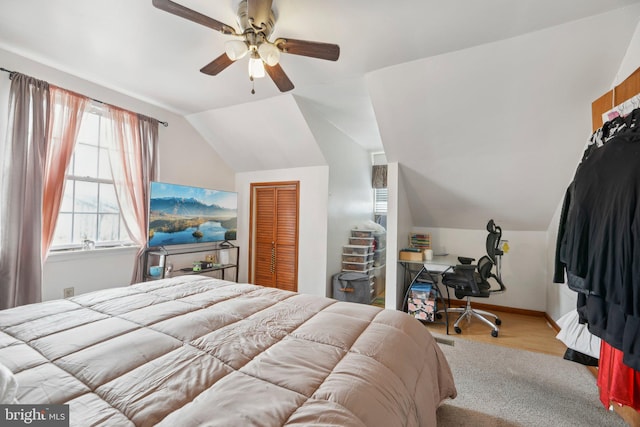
[{"xmin": 458, "ymin": 256, "xmax": 475, "ymax": 264}]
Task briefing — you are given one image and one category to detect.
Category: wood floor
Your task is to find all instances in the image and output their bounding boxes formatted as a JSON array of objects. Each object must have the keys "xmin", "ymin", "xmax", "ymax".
[
  {"xmin": 374, "ymin": 292, "xmax": 566, "ymax": 357},
  {"xmin": 423, "ymin": 306, "xmax": 567, "ymax": 357}
]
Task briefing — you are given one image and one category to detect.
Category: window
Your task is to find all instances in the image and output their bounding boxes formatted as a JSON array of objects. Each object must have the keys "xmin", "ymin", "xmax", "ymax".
[
  {"xmin": 372, "ymin": 157, "xmax": 388, "ymax": 228},
  {"xmin": 374, "ymin": 187, "xmax": 388, "ymax": 229},
  {"xmin": 51, "ymin": 111, "xmax": 132, "ymax": 249},
  {"xmin": 374, "ymin": 188, "xmax": 388, "ymax": 215}
]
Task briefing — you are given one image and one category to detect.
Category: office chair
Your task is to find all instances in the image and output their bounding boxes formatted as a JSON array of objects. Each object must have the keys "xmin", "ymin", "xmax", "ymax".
[{"xmin": 439, "ymin": 219, "xmax": 506, "ymax": 337}]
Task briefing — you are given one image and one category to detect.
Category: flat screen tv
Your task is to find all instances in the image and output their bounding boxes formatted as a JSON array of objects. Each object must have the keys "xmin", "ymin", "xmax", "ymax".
[{"xmin": 148, "ymin": 181, "xmax": 237, "ymax": 247}]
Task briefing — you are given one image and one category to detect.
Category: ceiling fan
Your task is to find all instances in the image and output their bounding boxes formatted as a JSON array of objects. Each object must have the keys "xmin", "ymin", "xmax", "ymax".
[{"xmin": 152, "ymin": 0, "xmax": 340, "ymax": 93}]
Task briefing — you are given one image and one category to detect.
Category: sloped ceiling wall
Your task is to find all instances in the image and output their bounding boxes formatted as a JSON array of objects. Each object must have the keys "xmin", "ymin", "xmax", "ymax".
[
  {"xmin": 366, "ymin": 6, "xmax": 640, "ymax": 231},
  {"xmin": 186, "ymin": 95, "xmax": 326, "ymax": 172}
]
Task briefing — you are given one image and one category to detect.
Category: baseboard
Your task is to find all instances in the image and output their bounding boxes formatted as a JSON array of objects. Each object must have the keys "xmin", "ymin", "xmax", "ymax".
[
  {"xmin": 441, "ymin": 299, "xmax": 566, "ymax": 334},
  {"xmin": 442, "ymin": 299, "xmax": 546, "ymax": 318}
]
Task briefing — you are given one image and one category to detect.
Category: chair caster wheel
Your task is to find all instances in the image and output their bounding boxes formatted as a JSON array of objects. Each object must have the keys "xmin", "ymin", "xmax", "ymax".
[
  {"xmin": 491, "ymin": 330, "xmax": 498, "ymax": 337},
  {"xmin": 495, "ymin": 318, "xmax": 502, "ymax": 326},
  {"xmin": 454, "ymin": 327, "xmax": 462, "ymax": 334}
]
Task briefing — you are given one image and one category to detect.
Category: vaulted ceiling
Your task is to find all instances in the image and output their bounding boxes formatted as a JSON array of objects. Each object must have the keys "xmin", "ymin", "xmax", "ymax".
[{"xmin": 1, "ymin": 0, "xmax": 639, "ymax": 230}]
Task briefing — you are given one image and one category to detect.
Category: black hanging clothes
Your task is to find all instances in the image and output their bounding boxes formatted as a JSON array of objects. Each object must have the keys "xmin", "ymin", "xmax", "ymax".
[{"xmin": 555, "ymin": 110, "xmax": 640, "ymax": 371}]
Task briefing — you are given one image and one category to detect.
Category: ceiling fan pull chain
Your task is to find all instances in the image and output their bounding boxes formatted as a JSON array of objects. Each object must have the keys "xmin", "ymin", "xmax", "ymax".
[{"xmin": 250, "ymin": 76, "xmax": 256, "ymax": 94}]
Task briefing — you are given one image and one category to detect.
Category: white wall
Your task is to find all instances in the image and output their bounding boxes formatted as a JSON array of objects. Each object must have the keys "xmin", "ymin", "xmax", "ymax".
[
  {"xmin": 388, "ymin": 161, "xmax": 548, "ymax": 312},
  {"xmin": 0, "ymin": 48, "xmax": 235, "ymax": 300},
  {"xmin": 235, "ymin": 166, "xmax": 329, "ymax": 297},
  {"xmin": 545, "ymin": 19, "xmax": 640, "ymax": 321},
  {"xmin": 386, "ymin": 163, "xmax": 414, "ymax": 310},
  {"xmin": 296, "ymin": 97, "xmax": 375, "ymax": 296},
  {"xmin": 156, "ymin": 117, "xmax": 235, "ymax": 191},
  {"xmin": 42, "ymin": 247, "xmax": 138, "ymax": 301},
  {"xmin": 615, "ymin": 20, "xmax": 640, "ymax": 89}
]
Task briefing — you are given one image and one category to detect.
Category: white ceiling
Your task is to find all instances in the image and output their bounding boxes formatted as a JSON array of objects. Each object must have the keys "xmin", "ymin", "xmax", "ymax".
[{"xmin": 1, "ymin": 0, "xmax": 639, "ymax": 230}]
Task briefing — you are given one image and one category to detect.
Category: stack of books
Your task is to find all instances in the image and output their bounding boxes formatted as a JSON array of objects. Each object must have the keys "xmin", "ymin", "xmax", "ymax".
[{"xmin": 409, "ymin": 233, "xmax": 431, "ymax": 250}]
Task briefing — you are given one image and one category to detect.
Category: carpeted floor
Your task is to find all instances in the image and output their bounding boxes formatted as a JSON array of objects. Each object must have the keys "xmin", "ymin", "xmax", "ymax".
[{"xmin": 434, "ymin": 334, "xmax": 627, "ymax": 426}]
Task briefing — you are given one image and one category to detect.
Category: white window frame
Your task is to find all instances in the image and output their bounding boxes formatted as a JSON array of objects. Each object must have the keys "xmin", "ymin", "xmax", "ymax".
[{"xmin": 50, "ymin": 108, "xmax": 133, "ymax": 251}]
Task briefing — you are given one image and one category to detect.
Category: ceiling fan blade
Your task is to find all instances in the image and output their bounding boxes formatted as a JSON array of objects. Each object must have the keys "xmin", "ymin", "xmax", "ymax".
[
  {"xmin": 265, "ymin": 63, "xmax": 295, "ymax": 92},
  {"xmin": 274, "ymin": 38, "xmax": 340, "ymax": 61},
  {"xmin": 247, "ymin": 0, "xmax": 273, "ymax": 31},
  {"xmin": 200, "ymin": 53, "xmax": 235, "ymax": 76},
  {"xmin": 152, "ymin": 0, "xmax": 236, "ymax": 35}
]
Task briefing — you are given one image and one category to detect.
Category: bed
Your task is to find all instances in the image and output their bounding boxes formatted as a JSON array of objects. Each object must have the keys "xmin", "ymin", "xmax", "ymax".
[{"xmin": 0, "ymin": 275, "xmax": 456, "ymax": 426}]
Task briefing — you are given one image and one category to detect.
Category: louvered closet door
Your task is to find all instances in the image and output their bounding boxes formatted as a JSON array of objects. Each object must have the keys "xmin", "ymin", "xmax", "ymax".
[
  {"xmin": 254, "ymin": 187, "xmax": 277, "ymax": 288},
  {"xmin": 250, "ymin": 182, "xmax": 299, "ymax": 292},
  {"xmin": 273, "ymin": 187, "xmax": 297, "ymax": 291}
]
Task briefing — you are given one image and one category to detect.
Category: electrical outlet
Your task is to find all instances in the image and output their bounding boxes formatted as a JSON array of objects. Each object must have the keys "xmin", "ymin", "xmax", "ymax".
[{"xmin": 63, "ymin": 287, "xmax": 74, "ymax": 298}]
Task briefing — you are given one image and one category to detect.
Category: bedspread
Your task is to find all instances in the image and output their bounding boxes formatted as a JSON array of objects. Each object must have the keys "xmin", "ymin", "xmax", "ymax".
[{"xmin": 0, "ymin": 275, "xmax": 456, "ymax": 426}]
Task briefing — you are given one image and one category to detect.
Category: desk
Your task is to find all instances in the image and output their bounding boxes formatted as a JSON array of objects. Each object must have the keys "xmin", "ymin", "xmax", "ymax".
[
  {"xmin": 398, "ymin": 254, "xmax": 458, "ymax": 289},
  {"xmin": 424, "ymin": 254, "xmax": 459, "ymax": 274},
  {"xmin": 399, "ymin": 255, "xmax": 460, "ymax": 333}
]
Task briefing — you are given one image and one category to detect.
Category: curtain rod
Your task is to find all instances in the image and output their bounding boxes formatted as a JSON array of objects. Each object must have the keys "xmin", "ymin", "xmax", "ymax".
[{"xmin": 0, "ymin": 67, "xmax": 168, "ymax": 127}]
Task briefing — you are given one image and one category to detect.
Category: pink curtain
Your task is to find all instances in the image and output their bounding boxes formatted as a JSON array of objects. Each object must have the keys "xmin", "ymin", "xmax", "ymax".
[
  {"xmin": 106, "ymin": 108, "xmax": 158, "ymax": 283},
  {"xmin": 42, "ymin": 86, "xmax": 88, "ymax": 260},
  {"xmin": 0, "ymin": 73, "xmax": 50, "ymax": 309}
]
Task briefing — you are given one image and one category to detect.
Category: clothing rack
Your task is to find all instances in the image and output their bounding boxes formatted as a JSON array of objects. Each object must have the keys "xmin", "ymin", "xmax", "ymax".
[
  {"xmin": 592, "ymin": 66, "xmax": 640, "ymax": 132},
  {"xmin": 587, "ymin": 64, "xmax": 640, "ymax": 426},
  {"xmin": 0, "ymin": 66, "xmax": 168, "ymax": 127}
]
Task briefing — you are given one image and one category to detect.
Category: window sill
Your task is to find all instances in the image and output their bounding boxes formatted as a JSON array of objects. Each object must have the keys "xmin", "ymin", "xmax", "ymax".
[{"xmin": 47, "ymin": 245, "xmax": 141, "ymax": 263}]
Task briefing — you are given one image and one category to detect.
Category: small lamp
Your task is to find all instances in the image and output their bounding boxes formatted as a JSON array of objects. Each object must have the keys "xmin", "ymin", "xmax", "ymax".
[
  {"xmin": 248, "ymin": 53, "xmax": 265, "ymax": 79},
  {"xmin": 224, "ymin": 40, "xmax": 249, "ymax": 61},
  {"xmin": 258, "ymin": 42, "xmax": 280, "ymax": 66}
]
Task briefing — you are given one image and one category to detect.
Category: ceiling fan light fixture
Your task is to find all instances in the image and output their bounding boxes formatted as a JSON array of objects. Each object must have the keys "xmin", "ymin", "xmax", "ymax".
[
  {"xmin": 153, "ymin": 0, "xmax": 339, "ymax": 92},
  {"xmin": 258, "ymin": 42, "xmax": 280, "ymax": 66},
  {"xmin": 224, "ymin": 40, "xmax": 249, "ymax": 61},
  {"xmin": 248, "ymin": 55, "xmax": 265, "ymax": 79}
]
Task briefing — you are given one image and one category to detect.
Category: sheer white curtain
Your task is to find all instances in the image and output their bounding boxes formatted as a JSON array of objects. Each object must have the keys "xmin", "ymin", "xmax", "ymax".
[
  {"xmin": 42, "ymin": 87, "xmax": 88, "ymax": 260},
  {"xmin": 106, "ymin": 109, "xmax": 158, "ymax": 283},
  {"xmin": 0, "ymin": 73, "xmax": 50, "ymax": 309}
]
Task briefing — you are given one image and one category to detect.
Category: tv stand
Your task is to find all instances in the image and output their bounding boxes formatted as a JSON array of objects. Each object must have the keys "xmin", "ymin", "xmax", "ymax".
[{"xmin": 142, "ymin": 243, "xmax": 239, "ymax": 282}]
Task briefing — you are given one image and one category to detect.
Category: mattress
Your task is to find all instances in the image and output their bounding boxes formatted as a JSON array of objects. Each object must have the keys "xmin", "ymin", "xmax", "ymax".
[{"xmin": 0, "ymin": 275, "xmax": 456, "ymax": 426}]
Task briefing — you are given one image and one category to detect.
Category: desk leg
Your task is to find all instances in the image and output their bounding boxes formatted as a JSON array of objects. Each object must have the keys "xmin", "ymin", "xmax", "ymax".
[{"xmin": 434, "ymin": 283, "xmax": 449, "ymax": 334}]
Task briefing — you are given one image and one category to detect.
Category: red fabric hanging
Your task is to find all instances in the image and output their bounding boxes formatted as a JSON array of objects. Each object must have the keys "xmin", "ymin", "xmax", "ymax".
[{"xmin": 598, "ymin": 340, "xmax": 640, "ymax": 411}]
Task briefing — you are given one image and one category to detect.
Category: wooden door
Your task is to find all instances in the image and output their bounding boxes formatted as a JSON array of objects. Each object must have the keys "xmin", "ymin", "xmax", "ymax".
[{"xmin": 249, "ymin": 182, "xmax": 299, "ymax": 291}]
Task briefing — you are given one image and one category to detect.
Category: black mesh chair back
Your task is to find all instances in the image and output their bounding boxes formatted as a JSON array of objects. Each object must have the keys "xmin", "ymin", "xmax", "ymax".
[
  {"xmin": 477, "ymin": 256, "xmax": 493, "ymax": 284},
  {"xmin": 485, "ymin": 219, "xmax": 503, "ymax": 263},
  {"xmin": 477, "ymin": 255, "xmax": 506, "ymax": 293}
]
